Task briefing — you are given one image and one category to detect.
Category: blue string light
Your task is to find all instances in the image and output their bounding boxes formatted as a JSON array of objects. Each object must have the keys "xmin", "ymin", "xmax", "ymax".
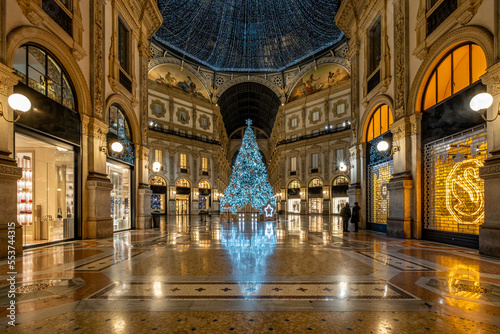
[
  {"xmin": 221, "ymin": 120, "xmax": 276, "ymax": 213},
  {"xmin": 155, "ymin": 0, "xmax": 343, "ymax": 72}
]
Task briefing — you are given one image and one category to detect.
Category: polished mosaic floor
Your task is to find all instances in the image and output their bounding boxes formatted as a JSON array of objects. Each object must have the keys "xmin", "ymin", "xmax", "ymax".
[{"xmin": 1, "ymin": 214, "xmax": 500, "ymax": 333}]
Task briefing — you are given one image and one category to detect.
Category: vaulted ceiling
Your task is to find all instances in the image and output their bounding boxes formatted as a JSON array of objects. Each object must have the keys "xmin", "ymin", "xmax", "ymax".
[
  {"xmin": 155, "ymin": 0, "xmax": 343, "ymax": 72},
  {"xmin": 218, "ymin": 82, "xmax": 281, "ymax": 136}
]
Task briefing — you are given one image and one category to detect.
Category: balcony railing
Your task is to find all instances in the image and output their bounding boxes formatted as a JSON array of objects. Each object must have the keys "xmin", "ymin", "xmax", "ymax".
[
  {"xmin": 277, "ymin": 124, "xmax": 351, "ymax": 146},
  {"xmin": 149, "ymin": 125, "xmax": 221, "ymax": 145}
]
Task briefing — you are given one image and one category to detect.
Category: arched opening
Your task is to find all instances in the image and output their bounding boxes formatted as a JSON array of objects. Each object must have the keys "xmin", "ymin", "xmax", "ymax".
[
  {"xmin": 150, "ymin": 176, "xmax": 167, "ymax": 216},
  {"xmin": 287, "ymin": 180, "xmax": 301, "ymax": 213},
  {"xmin": 365, "ymin": 104, "xmax": 394, "ymax": 232},
  {"xmin": 13, "ymin": 44, "xmax": 81, "ymax": 247},
  {"xmin": 106, "ymin": 104, "xmax": 135, "ymax": 231},
  {"xmin": 198, "ymin": 180, "xmax": 211, "ymax": 212},
  {"xmin": 308, "ymin": 177, "xmax": 324, "ymax": 214},
  {"xmin": 331, "ymin": 176, "xmax": 350, "ymax": 214},
  {"xmin": 419, "ymin": 43, "xmax": 488, "ymax": 246},
  {"xmin": 175, "ymin": 178, "xmax": 191, "ymax": 214}
]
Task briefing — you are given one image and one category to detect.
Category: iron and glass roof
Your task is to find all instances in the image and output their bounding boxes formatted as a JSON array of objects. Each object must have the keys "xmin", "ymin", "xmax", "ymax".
[{"xmin": 155, "ymin": 0, "xmax": 343, "ymax": 72}]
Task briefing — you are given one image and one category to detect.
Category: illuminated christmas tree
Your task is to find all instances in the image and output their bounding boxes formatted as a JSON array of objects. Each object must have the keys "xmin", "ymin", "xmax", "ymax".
[{"xmin": 221, "ymin": 120, "xmax": 276, "ymax": 213}]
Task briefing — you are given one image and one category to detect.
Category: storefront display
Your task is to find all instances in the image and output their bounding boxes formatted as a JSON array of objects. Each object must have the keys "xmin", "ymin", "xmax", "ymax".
[
  {"xmin": 16, "ymin": 133, "xmax": 75, "ymax": 246},
  {"xmin": 108, "ymin": 162, "xmax": 131, "ymax": 230},
  {"xmin": 288, "ymin": 199, "xmax": 300, "ymax": 213},
  {"xmin": 424, "ymin": 125, "xmax": 486, "ymax": 235},
  {"xmin": 309, "ymin": 198, "xmax": 322, "ymax": 214}
]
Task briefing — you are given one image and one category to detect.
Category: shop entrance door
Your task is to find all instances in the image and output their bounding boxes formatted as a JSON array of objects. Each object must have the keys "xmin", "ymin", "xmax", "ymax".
[{"xmin": 176, "ymin": 196, "xmax": 189, "ymax": 215}]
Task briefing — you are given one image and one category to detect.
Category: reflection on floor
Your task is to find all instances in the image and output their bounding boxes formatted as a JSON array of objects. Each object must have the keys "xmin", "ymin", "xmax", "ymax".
[{"xmin": 1, "ymin": 214, "xmax": 500, "ymax": 333}]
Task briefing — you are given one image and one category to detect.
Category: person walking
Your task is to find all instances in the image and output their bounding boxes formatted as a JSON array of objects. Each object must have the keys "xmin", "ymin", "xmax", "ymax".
[
  {"xmin": 351, "ymin": 202, "xmax": 361, "ymax": 232},
  {"xmin": 340, "ymin": 203, "xmax": 351, "ymax": 232}
]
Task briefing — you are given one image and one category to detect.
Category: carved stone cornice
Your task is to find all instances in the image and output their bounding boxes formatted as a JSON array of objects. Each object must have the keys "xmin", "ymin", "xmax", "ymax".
[
  {"xmin": 0, "ymin": 163, "xmax": 22, "ymax": 180},
  {"xmin": 87, "ymin": 117, "xmax": 109, "ymax": 141},
  {"xmin": 0, "ymin": 63, "xmax": 20, "ymax": 96},
  {"xmin": 482, "ymin": 61, "xmax": 500, "ymax": 96}
]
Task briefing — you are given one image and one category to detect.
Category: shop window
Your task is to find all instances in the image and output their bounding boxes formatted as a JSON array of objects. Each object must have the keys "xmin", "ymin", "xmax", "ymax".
[
  {"xmin": 422, "ymin": 43, "xmax": 487, "ymax": 111},
  {"xmin": 308, "ymin": 178, "xmax": 323, "ymax": 187},
  {"xmin": 107, "ymin": 161, "xmax": 131, "ymax": 231},
  {"xmin": 365, "ymin": 104, "xmax": 393, "ymax": 142},
  {"xmin": 288, "ymin": 180, "xmax": 301, "ymax": 189},
  {"xmin": 180, "ymin": 153, "xmax": 187, "ymax": 169},
  {"xmin": 199, "ymin": 180, "xmax": 211, "ymax": 189},
  {"xmin": 13, "ymin": 45, "xmax": 76, "ymax": 111},
  {"xmin": 333, "ymin": 176, "xmax": 349, "ymax": 186},
  {"xmin": 176, "ymin": 178, "xmax": 190, "ymax": 188}
]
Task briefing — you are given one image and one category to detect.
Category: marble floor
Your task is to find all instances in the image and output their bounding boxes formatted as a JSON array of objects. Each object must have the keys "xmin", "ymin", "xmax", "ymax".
[{"xmin": 1, "ymin": 214, "xmax": 500, "ymax": 333}]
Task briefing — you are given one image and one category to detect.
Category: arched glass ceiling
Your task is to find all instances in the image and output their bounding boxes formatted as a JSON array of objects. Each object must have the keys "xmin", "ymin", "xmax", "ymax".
[
  {"xmin": 218, "ymin": 82, "xmax": 281, "ymax": 136},
  {"xmin": 155, "ymin": 0, "xmax": 343, "ymax": 72}
]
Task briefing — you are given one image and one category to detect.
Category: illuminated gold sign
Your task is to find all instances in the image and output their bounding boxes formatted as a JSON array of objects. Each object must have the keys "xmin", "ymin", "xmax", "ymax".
[{"xmin": 445, "ymin": 159, "xmax": 484, "ymax": 225}]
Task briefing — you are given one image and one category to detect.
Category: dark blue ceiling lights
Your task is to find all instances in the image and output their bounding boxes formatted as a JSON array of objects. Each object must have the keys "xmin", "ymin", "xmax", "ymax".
[{"xmin": 155, "ymin": 0, "xmax": 343, "ymax": 72}]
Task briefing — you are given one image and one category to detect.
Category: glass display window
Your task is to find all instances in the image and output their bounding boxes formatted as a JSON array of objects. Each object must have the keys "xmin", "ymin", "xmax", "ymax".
[
  {"xmin": 107, "ymin": 162, "xmax": 131, "ymax": 231},
  {"xmin": 288, "ymin": 199, "xmax": 301, "ymax": 213},
  {"xmin": 15, "ymin": 133, "xmax": 75, "ymax": 246}
]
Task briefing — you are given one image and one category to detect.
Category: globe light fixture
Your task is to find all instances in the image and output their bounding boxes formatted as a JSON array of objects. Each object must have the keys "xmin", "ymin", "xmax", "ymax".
[
  {"xmin": 152, "ymin": 161, "xmax": 161, "ymax": 172},
  {"xmin": 0, "ymin": 93, "xmax": 31, "ymax": 123},
  {"xmin": 377, "ymin": 140, "xmax": 399, "ymax": 158},
  {"xmin": 111, "ymin": 141, "xmax": 124, "ymax": 153},
  {"xmin": 470, "ymin": 92, "xmax": 499, "ymax": 122},
  {"xmin": 339, "ymin": 162, "xmax": 347, "ymax": 172}
]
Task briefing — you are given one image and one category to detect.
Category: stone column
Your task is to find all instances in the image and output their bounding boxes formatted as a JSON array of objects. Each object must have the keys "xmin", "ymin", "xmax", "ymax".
[
  {"xmin": 409, "ymin": 113, "xmax": 423, "ymax": 239},
  {"xmin": 84, "ymin": 117, "xmax": 113, "ymax": 239},
  {"xmin": 348, "ymin": 143, "xmax": 365, "ymax": 228},
  {"xmin": 386, "ymin": 117, "xmax": 413, "ymax": 238},
  {"xmin": 0, "ymin": 63, "xmax": 23, "ymax": 258},
  {"xmin": 479, "ymin": 61, "xmax": 500, "ymax": 256},
  {"xmin": 136, "ymin": 145, "xmax": 152, "ymax": 229}
]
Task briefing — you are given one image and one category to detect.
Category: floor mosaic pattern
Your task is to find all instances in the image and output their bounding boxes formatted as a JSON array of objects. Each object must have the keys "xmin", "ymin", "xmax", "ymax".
[{"xmin": 0, "ymin": 214, "xmax": 499, "ymax": 333}]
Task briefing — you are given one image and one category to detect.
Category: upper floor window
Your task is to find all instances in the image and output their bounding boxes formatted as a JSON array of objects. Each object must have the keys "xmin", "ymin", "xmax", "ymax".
[
  {"xmin": 366, "ymin": 104, "xmax": 393, "ymax": 142},
  {"xmin": 118, "ymin": 18, "xmax": 130, "ymax": 74},
  {"xmin": 176, "ymin": 178, "xmax": 190, "ymax": 188},
  {"xmin": 288, "ymin": 180, "xmax": 301, "ymax": 189},
  {"xmin": 291, "ymin": 118, "xmax": 298, "ymax": 127},
  {"xmin": 368, "ymin": 16, "xmax": 382, "ymax": 76},
  {"xmin": 336, "ymin": 103, "xmax": 345, "ymax": 116},
  {"xmin": 179, "ymin": 111, "xmax": 187, "ymax": 122},
  {"xmin": 290, "ymin": 157, "xmax": 297, "ymax": 172},
  {"xmin": 109, "ymin": 104, "xmax": 132, "ymax": 141},
  {"xmin": 155, "ymin": 149, "xmax": 162, "ymax": 163},
  {"xmin": 42, "ymin": 0, "xmax": 73, "ymax": 36},
  {"xmin": 202, "ymin": 157, "xmax": 208, "ymax": 172},
  {"xmin": 312, "ymin": 111, "xmax": 320, "ymax": 122},
  {"xmin": 336, "ymin": 149, "xmax": 344, "ymax": 162},
  {"xmin": 422, "ymin": 43, "xmax": 487, "ymax": 111},
  {"xmin": 311, "ymin": 153, "xmax": 319, "ymax": 169},
  {"xmin": 312, "ymin": 129, "xmax": 319, "ymax": 135},
  {"xmin": 308, "ymin": 178, "xmax": 323, "ymax": 187},
  {"xmin": 180, "ymin": 154, "xmax": 187, "ymax": 169},
  {"xmin": 427, "ymin": 0, "xmax": 458, "ymax": 36},
  {"xmin": 200, "ymin": 117, "xmax": 208, "ymax": 128},
  {"xmin": 13, "ymin": 45, "xmax": 76, "ymax": 111}
]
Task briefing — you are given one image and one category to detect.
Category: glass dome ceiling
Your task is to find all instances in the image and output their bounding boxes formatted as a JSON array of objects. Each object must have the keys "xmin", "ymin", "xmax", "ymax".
[{"xmin": 155, "ymin": 0, "xmax": 343, "ymax": 72}]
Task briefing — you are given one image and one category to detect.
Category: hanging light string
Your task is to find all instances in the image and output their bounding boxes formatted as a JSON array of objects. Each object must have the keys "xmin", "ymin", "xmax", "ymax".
[{"xmin": 155, "ymin": 0, "xmax": 342, "ymax": 72}]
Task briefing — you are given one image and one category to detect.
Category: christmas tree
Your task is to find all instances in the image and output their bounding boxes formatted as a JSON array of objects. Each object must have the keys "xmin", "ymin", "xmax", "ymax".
[{"xmin": 221, "ymin": 120, "xmax": 276, "ymax": 213}]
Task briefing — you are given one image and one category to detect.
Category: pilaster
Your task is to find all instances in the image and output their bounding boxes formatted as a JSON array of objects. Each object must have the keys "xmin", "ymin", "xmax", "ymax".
[
  {"xmin": 479, "ymin": 60, "xmax": 500, "ymax": 256},
  {"xmin": 136, "ymin": 145, "xmax": 152, "ymax": 228}
]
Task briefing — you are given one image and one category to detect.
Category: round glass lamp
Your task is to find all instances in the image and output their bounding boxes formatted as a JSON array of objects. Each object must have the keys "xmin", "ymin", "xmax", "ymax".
[
  {"xmin": 339, "ymin": 162, "xmax": 347, "ymax": 172},
  {"xmin": 470, "ymin": 93, "xmax": 493, "ymax": 112},
  {"xmin": 111, "ymin": 142, "xmax": 123, "ymax": 153},
  {"xmin": 8, "ymin": 94, "xmax": 31, "ymax": 112},
  {"xmin": 152, "ymin": 161, "xmax": 161, "ymax": 172},
  {"xmin": 377, "ymin": 140, "xmax": 390, "ymax": 152}
]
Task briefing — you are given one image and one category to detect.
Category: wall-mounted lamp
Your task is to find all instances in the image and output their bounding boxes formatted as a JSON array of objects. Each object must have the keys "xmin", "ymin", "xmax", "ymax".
[
  {"xmin": 0, "ymin": 93, "xmax": 31, "ymax": 123},
  {"xmin": 323, "ymin": 190, "xmax": 327, "ymax": 194},
  {"xmin": 299, "ymin": 192, "xmax": 304, "ymax": 195},
  {"xmin": 196, "ymin": 192, "xmax": 199, "ymax": 196},
  {"xmin": 339, "ymin": 162, "xmax": 348, "ymax": 172},
  {"xmin": 173, "ymin": 190, "xmax": 176, "ymax": 194},
  {"xmin": 152, "ymin": 161, "xmax": 161, "ymax": 172},
  {"xmin": 377, "ymin": 140, "xmax": 400, "ymax": 158},
  {"xmin": 470, "ymin": 92, "xmax": 499, "ymax": 122}
]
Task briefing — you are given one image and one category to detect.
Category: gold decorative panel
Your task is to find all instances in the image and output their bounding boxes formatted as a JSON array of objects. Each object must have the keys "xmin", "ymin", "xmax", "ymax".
[
  {"xmin": 368, "ymin": 160, "xmax": 393, "ymax": 225},
  {"xmin": 424, "ymin": 125, "xmax": 487, "ymax": 235}
]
